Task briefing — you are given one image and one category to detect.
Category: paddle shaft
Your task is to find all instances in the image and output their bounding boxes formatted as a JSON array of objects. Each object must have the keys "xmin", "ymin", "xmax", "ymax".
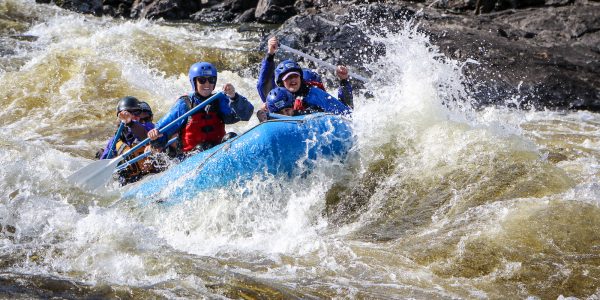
[
  {"xmin": 106, "ymin": 122, "xmax": 125, "ymax": 159},
  {"xmin": 279, "ymin": 44, "xmax": 369, "ymax": 83},
  {"xmin": 112, "ymin": 92, "xmax": 224, "ymax": 162},
  {"xmin": 115, "ymin": 137, "xmax": 177, "ymax": 172}
]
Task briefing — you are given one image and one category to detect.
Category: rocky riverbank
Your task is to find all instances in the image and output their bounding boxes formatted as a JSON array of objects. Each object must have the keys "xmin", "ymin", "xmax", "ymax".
[{"xmin": 36, "ymin": 0, "xmax": 600, "ymax": 110}]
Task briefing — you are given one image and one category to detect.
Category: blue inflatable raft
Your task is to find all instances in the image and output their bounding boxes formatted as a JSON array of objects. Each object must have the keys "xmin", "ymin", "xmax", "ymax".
[{"xmin": 123, "ymin": 113, "xmax": 353, "ymax": 205}]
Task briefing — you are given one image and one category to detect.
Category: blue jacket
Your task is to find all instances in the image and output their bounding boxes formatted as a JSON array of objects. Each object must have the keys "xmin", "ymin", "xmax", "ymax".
[
  {"xmin": 257, "ymin": 54, "xmax": 277, "ymax": 103},
  {"xmin": 257, "ymin": 54, "xmax": 354, "ymax": 107},
  {"xmin": 153, "ymin": 92, "xmax": 254, "ymax": 145},
  {"xmin": 302, "ymin": 86, "xmax": 351, "ymax": 115}
]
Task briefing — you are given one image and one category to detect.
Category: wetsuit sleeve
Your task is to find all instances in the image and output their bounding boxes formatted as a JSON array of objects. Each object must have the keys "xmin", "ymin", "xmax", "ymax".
[
  {"xmin": 153, "ymin": 98, "xmax": 189, "ymax": 145},
  {"xmin": 337, "ymin": 79, "xmax": 354, "ymax": 109},
  {"xmin": 305, "ymin": 88, "xmax": 351, "ymax": 115},
  {"xmin": 220, "ymin": 93, "xmax": 255, "ymax": 124},
  {"xmin": 257, "ymin": 54, "xmax": 276, "ymax": 103}
]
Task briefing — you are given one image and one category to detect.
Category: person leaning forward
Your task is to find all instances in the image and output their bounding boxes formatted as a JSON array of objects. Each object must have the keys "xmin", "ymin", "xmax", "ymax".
[{"xmin": 147, "ymin": 62, "xmax": 254, "ymax": 155}]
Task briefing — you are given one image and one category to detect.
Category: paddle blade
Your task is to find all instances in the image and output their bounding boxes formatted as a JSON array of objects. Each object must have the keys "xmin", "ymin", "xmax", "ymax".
[{"xmin": 67, "ymin": 158, "xmax": 119, "ymax": 191}]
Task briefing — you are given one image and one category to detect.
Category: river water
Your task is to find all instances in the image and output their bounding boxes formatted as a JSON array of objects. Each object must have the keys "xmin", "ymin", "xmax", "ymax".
[{"xmin": 1, "ymin": 0, "xmax": 599, "ymax": 298}]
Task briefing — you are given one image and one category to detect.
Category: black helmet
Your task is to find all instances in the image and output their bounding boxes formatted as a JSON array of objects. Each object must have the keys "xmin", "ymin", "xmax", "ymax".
[
  {"xmin": 139, "ymin": 101, "xmax": 153, "ymax": 117},
  {"xmin": 116, "ymin": 96, "xmax": 141, "ymax": 115}
]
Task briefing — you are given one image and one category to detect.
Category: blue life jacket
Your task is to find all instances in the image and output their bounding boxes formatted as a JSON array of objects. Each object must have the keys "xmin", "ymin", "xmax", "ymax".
[{"xmin": 298, "ymin": 86, "xmax": 351, "ymax": 115}]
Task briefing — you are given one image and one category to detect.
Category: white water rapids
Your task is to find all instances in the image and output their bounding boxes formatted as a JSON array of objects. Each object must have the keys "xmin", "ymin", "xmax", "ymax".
[{"xmin": 1, "ymin": 0, "xmax": 599, "ymax": 298}]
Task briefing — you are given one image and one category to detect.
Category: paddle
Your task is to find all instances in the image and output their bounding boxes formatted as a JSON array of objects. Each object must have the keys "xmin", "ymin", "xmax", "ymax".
[
  {"xmin": 105, "ymin": 122, "xmax": 125, "ymax": 159},
  {"xmin": 67, "ymin": 92, "xmax": 224, "ymax": 191},
  {"xmin": 279, "ymin": 44, "xmax": 369, "ymax": 83},
  {"xmin": 114, "ymin": 137, "xmax": 178, "ymax": 172}
]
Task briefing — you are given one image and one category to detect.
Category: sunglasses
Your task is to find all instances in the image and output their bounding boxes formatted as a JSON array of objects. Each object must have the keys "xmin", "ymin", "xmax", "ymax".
[
  {"xmin": 128, "ymin": 110, "xmax": 142, "ymax": 116},
  {"xmin": 196, "ymin": 76, "xmax": 217, "ymax": 84}
]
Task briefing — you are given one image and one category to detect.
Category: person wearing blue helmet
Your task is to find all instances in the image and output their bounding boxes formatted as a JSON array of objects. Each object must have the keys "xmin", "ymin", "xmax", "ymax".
[
  {"xmin": 270, "ymin": 58, "xmax": 349, "ymax": 115},
  {"xmin": 147, "ymin": 62, "xmax": 254, "ymax": 155},
  {"xmin": 255, "ymin": 59, "xmax": 350, "ymax": 122},
  {"xmin": 256, "ymin": 36, "xmax": 354, "ymax": 109},
  {"xmin": 266, "ymin": 87, "xmax": 296, "ymax": 116}
]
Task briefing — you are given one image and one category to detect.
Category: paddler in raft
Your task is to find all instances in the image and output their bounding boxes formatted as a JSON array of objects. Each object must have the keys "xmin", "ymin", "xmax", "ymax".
[
  {"xmin": 147, "ymin": 61, "xmax": 254, "ymax": 157},
  {"xmin": 256, "ymin": 36, "xmax": 352, "ymax": 122},
  {"xmin": 96, "ymin": 96, "xmax": 159, "ymax": 185},
  {"xmin": 264, "ymin": 86, "xmax": 347, "ymax": 117}
]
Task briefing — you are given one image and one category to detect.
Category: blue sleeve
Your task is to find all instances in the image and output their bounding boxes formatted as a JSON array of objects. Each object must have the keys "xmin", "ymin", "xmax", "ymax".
[
  {"xmin": 154, "ymin": 97, "xmax": 189, "ymax": 140},
  {"xmin": 305, "ymin": 87, "xmax": 351, "ymax": 115},
  {"xmin": 257, "ymin": 54, "xmax": 276, "ymax": 103},
  {"xmin": 220, "ymin": 93, "xmax": 255, "ymax": 124},
  {"xmin": 337, "ymin": 79, "xmax": 353, "ymax": 109}
]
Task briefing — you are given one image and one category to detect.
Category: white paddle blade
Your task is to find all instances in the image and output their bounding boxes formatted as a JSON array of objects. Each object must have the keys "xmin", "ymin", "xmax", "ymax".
[{"xmin": 67, "ymin": 159, "xmax": 120, "ymax": 191}]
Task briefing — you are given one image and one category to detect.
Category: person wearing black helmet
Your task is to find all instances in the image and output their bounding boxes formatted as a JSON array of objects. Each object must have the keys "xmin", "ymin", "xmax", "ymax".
[
  {"xmin": 96, "ymin": 96, "xmax": 157, "ymax": 185},
  {"xmin": 139, "ymin": 101, "xmax": 153, "ymax": 124},
  {"xmin": 98, "ymin": 96, "xmax": 155, "ymax": 159}
]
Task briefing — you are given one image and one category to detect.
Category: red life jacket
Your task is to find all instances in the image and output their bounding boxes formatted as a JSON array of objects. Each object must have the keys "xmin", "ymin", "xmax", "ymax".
[
  {"xmin": 293, "ymin": 96, "xmax": 306, "ymax": 111},
  {"xmin": 180, "ymin": 95, "xmax": 225, "ymax": 152}
]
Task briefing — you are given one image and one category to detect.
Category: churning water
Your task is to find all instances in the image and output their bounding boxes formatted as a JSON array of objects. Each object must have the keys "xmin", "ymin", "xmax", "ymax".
[{"xmin": 1, "ymin": 0, "xmax": 599, "ymax": 298}]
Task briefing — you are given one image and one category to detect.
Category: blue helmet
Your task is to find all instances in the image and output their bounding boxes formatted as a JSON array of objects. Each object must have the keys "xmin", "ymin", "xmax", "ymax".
[
  {"xmin": 302, "ymin": 69, "xmax": 322, "ymax": 83},
  {"xmin": 266, "ymin": 87, "xmax": 295, "ymax": 113},
  {"xmin": 189, "ymin": 62, "xmax": 217, "ymax": 91},
  {"xmin": 274, "ymin": 59, "xmax": 302, "ymax": 86}
]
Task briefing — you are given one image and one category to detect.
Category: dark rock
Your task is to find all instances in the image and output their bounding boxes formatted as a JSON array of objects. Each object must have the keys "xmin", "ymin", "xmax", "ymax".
[
  {"xmin": 35, "ymin": 0, "xmax": 102, "ymax": 16},
  {"xmin": 103, "ymin": 2, "xmax": 133, "ymax": 18},
  {"xmin": 491, "ymin": 5, "xmax": 600, "ymax": 48},
  {"xmin": 255, "ymin": 0, "xmax": 297, "ymax": 23},
  {"xmin": 130, "ymin": 0, "xmax": 202, "ymax": 20},
  {"xmin": 420, "ymin": 3, "xmax": 600, "ymax": 111},
  {"xmin": 533, "ymin": 74, "xmax": 600, "ymax": 110},
  {"xmin": 294, "ymin": 0, "xmax": 332, "ymax": 11},
  {"xmin": 430, "ymin": 0, "xmax": 573, "ymax": 13},
  {"xmin": 227, "ymin": 0, "xmax": 260, "ymax": 12},
  {"xmin": 264, "ymin": 12, "xmax": 385, "ymax": 85},
  {"xmin": 190, "ymin": 8, "xmax": 236, "ymax": 23},
  {"xmin": 236, "ymin": 8, "xmax": 257, "ymax": 23},
  {"xmin": 190, "ymin": 0, "xmax": 259, "ymax": 23}
]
